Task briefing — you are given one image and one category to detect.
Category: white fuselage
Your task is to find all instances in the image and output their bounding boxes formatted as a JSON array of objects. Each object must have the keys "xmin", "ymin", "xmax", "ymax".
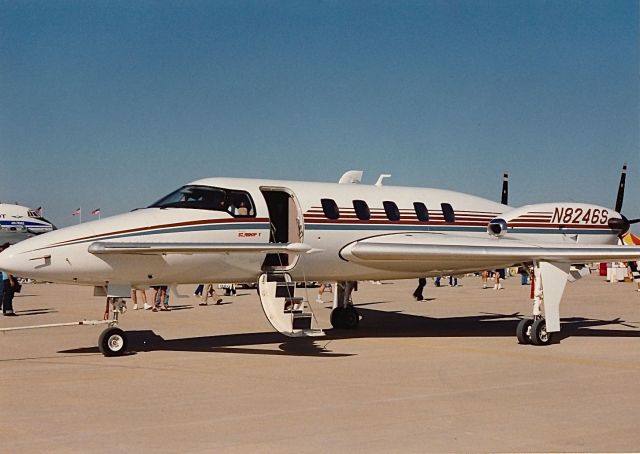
[{"xmin": 0, "ymin": 177, "xmax": 622, "ymax": 286}]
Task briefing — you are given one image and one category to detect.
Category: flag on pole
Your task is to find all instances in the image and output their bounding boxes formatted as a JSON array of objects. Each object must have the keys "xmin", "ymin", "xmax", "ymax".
[
  {"xmin": 91, "ymin": 208, "xmax": 101, "ymax": 216},
  {"xmin": 72, "ymin": 208, "xmax": 81, "ymax": 216}
]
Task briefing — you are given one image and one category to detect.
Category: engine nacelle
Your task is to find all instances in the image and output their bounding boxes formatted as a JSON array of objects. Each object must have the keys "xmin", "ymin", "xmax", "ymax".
[{"xmin": 488, "ymin": 203, "xmax": 622, "ymax": 244}]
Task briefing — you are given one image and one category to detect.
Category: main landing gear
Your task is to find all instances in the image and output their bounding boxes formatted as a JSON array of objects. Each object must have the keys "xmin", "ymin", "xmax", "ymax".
[
  {"xmin": 330, "ymin": 281, "xmax": 361, "ymax": 330},
  {"xmin": 516, "ymin": 317, "xmax": 551, "ymax": 346},
  {"xmin": 98, "ymin": 297, "xmax": 129, "ymax": 356},
  {"xmin": 515, "ymin": 261, "xmax": 578, "ymax": 346},
  {"xmin": 331, "ymin": 306, "xmax": 360, "ymax": 329}
]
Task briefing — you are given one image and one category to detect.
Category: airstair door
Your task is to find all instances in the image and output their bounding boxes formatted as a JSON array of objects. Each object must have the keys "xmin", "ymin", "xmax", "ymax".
[
  {"xmin": 260, "ymin": 187, "xmax": 304, "ymax": 272},
  {"xmin": 258, "ymin": 273, "xmax": 324, "ymax": 337}
]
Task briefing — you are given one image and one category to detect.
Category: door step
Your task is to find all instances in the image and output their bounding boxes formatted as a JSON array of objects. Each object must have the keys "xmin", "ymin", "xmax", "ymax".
[{"xmin": 258, "ymin": 273, "xmax": 324, "ymax": 337}]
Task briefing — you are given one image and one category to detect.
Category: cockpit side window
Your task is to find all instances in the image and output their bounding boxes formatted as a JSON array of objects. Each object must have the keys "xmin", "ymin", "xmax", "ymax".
[
  {"xmin": 227, "ymin": 191, "xmax": 255, "ymax": 217},
  {"xmin": 149, "ymin": 185, "xmax": 255, "ymax": 217}
]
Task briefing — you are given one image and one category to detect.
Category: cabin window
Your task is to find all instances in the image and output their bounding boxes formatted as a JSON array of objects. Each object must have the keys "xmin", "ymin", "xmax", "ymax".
[
  {"xmin": 148, "ymin": 185, "xmax": 255, "ymax": 217},
  {"xmin": 383, "ymin": 201, "xmax": 401, "ymax": 221},
  {"xmin": 321, "ymin": 198, "xmax": 340, "ymax": 220},
  {"xmin": 441, "ymin": 203, "xmax": 455, "ymax": 223},
  {"xmin": 353, "ymin": 200, "xmax": 370, "ymax": 220},
  {"xmin": 413, "ymin": 202, "xmax": 429, "ymax": 222}
]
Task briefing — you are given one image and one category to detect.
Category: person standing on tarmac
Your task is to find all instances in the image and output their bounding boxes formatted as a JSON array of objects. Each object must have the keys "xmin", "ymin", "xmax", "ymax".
[
  {"xmin": 199, "ymin": 284, "xmax": 223, "ymax": 306},
  {"xmin": 0, "ymin": 243, "xmax": 18, "ymax": 316},
  {"xmin": 413, "ymin": 278, "xmax": 427, "ymax": 301}
]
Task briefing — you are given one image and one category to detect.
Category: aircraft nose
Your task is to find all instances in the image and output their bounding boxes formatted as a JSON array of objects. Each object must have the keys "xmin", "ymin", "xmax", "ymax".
[
  {"xmin": 0, "ymin": 248, "xmax": 15, "ymax": 273},
  {"xmin": 0, "ymin": 242, "xmax": 35, "ymax": 276}
]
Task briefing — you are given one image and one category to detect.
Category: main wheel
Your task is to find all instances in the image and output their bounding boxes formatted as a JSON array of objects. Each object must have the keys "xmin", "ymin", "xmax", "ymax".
[
  {"xmin": 530, "ymin": 319, "xmax": 552, "ymax": 346},
  {"xmin": 330, "ymin": 307, "xmax": 360, "ymax": 329},
  {"xmin": 98, "ymin": 327, "xmax": 128, "ymax": 356},
  {"xmin": 516, "ymin": 318, "xmax": 533, "ymax": 344},
  {"xmin": 330, "ymin": 307, "xmax": 346, "ymax": 329},
  {"xmin": 342, "ymin": 307, "xmax": 360, "ymax": 329}
]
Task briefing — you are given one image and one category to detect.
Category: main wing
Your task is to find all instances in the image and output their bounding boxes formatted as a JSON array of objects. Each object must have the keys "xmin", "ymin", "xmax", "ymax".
[{"xmin": 339, "ymin": 233, "xmax": 640, "ymax": 273}]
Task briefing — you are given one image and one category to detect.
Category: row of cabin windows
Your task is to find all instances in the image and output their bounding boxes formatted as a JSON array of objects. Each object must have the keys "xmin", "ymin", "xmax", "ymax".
[{"xmin": 320, "ymin": 199, "xmax": 456, "ymax": 223}]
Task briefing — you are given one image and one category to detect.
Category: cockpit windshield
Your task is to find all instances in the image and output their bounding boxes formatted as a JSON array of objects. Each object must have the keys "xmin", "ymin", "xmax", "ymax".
[
  {"xmin": 148, "ymin": 185, "xmax": 255, "ymax": 217},
  {"xmin": 25, "ymin": 210, "xmax": 55, "ymax": 228}
]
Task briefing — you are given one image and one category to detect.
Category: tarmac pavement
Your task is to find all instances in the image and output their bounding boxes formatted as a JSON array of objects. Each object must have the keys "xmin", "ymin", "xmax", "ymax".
[{"xmin": 1, "ymin": 274, "xmax": 639, "ymax": 453}]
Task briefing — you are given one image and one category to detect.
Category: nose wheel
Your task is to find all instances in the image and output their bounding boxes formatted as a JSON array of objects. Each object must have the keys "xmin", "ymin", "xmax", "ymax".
[
  {"xmin": 98, "ymin": 297, "xmax": 129, "ymax": 356},
  {"xmin": 98, "ymin": 326, "xmax": 128, "ymax": 356}
]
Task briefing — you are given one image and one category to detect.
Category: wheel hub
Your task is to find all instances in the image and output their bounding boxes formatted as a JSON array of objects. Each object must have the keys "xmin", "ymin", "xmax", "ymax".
[{"xmin": 108, "ymin": 335, "xmax": 124, "ymax": 351}]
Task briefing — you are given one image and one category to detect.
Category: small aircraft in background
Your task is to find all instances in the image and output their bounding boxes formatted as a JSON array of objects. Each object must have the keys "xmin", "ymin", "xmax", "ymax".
[
  {"xmin": 0, "ymin": 168, "xmax": 639, "ymax": 356},
  {"xmin": 0, "ymin": 203, "xmax": 56, "ymax": 244}
]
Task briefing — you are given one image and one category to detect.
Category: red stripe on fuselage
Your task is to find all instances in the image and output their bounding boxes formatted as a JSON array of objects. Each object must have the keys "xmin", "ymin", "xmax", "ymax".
[{"xmin": 50, "ymin": 217, "xmax": 270, "ymax": 247}]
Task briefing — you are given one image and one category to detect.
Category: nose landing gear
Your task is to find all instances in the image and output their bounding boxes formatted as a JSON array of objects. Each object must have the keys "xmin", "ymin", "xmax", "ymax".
[
  {"xmin": 98, "ymin": 326, "xmax": 128, "ymax": 356},
  {"xmin": 98, "ymin": 297, "xmax": 129, "ymax": 356}
]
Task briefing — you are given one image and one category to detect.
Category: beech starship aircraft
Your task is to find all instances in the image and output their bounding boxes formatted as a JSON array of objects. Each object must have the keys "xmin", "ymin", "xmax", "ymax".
[{"xmin": 0, "ymin": 169, "xmax": 639, "ymax": 356}]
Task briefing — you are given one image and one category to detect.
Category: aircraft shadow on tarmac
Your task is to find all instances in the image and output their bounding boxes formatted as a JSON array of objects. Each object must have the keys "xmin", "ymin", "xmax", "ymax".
[
  {"xmin": 60, "ymin": 331, "xmax": 351, "ymax": 357},
  {"xmin": 15, "ymin": 308, "xmax": 58, "ymax": 316},
  {"xmin": 58, "ymin": 306, "xmax": 639, "ymax": 356},
  {"xmin": 349, "ymin": 307, "xmax": 639, "ymax": 342}
]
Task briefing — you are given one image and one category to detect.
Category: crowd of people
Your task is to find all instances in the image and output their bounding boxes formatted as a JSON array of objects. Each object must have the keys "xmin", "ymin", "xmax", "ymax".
[{"xmin": 115, "ymin": 283, "xmax": 234, "ymax": 316}]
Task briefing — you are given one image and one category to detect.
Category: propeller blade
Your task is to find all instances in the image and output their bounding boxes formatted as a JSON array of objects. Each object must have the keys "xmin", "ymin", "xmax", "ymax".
[
  {"xmin": 614, "ymin": 163, "xmax": 627, "ymax": 213},
  {"xmin": 627, "ymin": 218, "xmax": 640, "ymax": 225},
  {"xmin": 501, "ymin": 172, "xmax": 509, "ymax": 205}
]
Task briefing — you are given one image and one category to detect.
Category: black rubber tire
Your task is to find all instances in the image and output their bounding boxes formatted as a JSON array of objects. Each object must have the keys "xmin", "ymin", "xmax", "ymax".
[
  {"xmin": 330, "ymin": 307, "xmax": 346, "ymax": 329},
  {"xmin": 342, "ymin": 307, "xmax": 360, "ymax": 329},
  {"xmin": 330, "ymin": 307, "xmax": 360, "ymax": 329},
  {"xmin": 516, "ymin": 318, "xmax": 533, "ymax": 344},
  {"xmin": 530, "ymin": 319, "xmax": 552, "ymax": 346},
  {"xmin": 98, "ymin": 327, "xmax": 128, "ymax": 357}
]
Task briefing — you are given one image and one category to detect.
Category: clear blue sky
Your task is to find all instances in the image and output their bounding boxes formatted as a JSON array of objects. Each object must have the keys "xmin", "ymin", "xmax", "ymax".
[{"xmin": 1, "ymin": 0, "xmax": 638, "ymax": 229}]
